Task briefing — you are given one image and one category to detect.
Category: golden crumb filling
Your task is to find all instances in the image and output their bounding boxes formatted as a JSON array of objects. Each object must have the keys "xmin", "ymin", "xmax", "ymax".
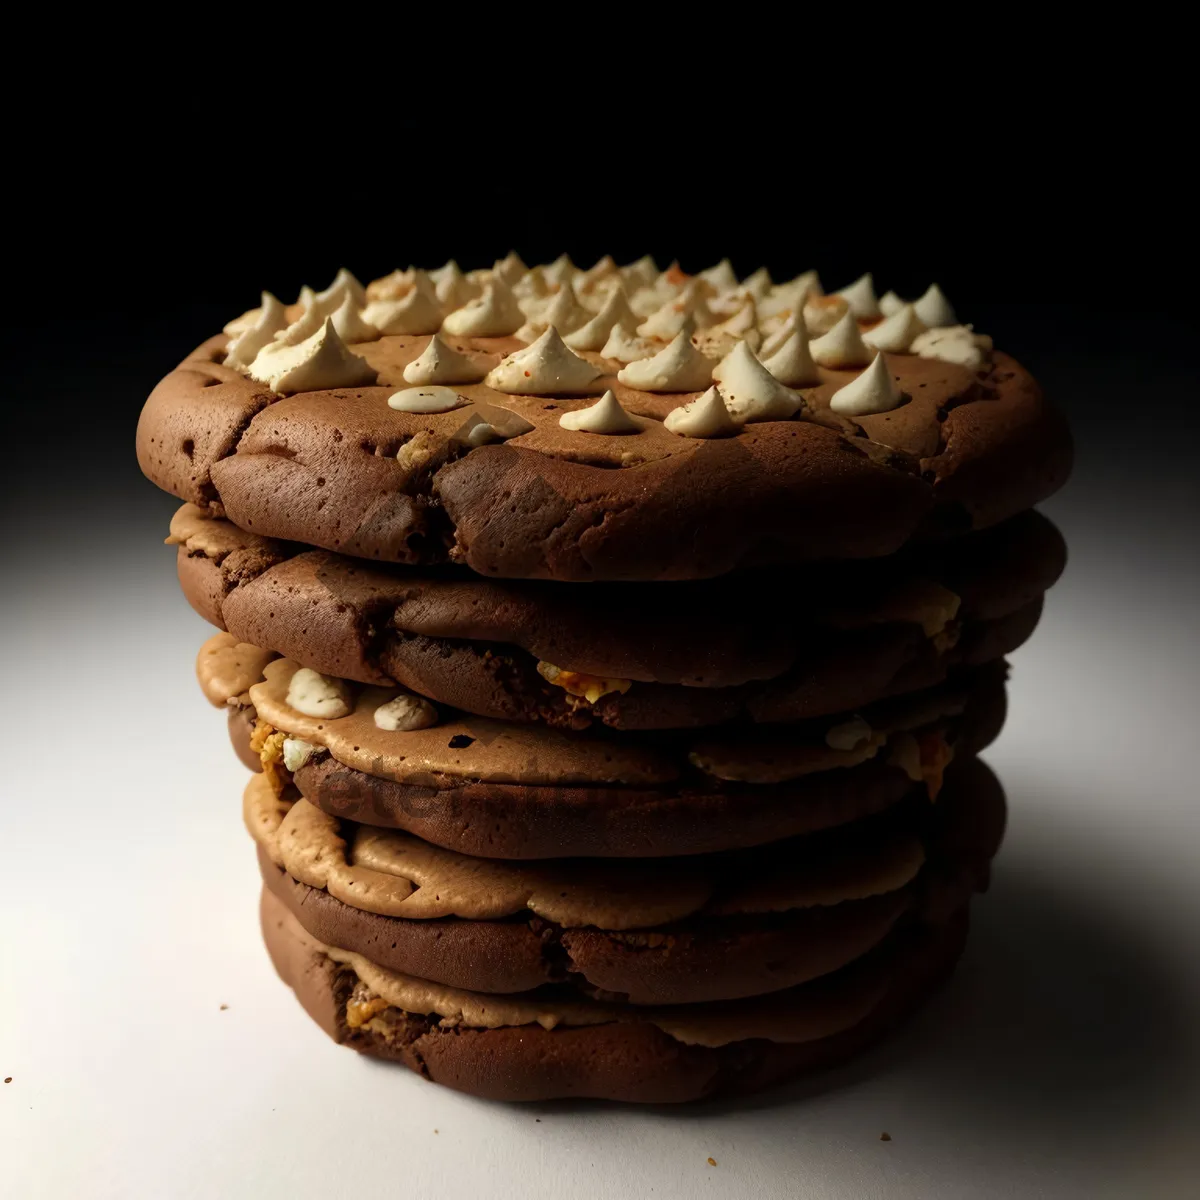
[{"xmin": 537, "ymin": 661, "xmax": 633, "ymax": 705}]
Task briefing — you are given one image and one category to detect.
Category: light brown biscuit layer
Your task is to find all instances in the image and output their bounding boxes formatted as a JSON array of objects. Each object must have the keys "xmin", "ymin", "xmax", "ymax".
[{"xmin": 261, "ymin": 887, "xmax": 970, "ymax": 1101}]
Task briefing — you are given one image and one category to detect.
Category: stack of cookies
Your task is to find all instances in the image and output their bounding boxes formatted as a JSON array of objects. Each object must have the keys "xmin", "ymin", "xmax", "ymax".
[{"xmin": 137, "ymin": 253, "xmax": 1071, "ymax": 1102}]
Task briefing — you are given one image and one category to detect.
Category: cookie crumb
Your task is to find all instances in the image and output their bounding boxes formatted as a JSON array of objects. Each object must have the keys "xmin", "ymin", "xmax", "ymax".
[
  {"xmin": 433, "ymin": 1129, "xmax": 439, "ymax": 1135},
  {"xmin": 219, "ymin": 1004, "xmax": 229, "ymax": 1011},
  {"xmin": 707, "ymin": 1157, "xmax": 717, "ymax": 1166},
  {"xmin": 4, "ymin": 1077, "xmax": 11, "ymax": 1084},
  {"xmin": 880, "ymin": 1132, "xmax": 892, "ymax": 1142}
]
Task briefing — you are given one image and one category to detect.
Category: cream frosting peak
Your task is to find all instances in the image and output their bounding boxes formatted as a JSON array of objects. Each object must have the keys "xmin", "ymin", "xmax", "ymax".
[
  {"xmin": 362, "ymin": 275, "xmax": 444, "ymax": 335},
  {"xmin": 433, "ymin": 260, "xmax": 478, "ymax": 310},
  {"xmin": 619, "ymin": 255, "xmax": 658, "ymax": 289},
  {"xmin": 760, "ymin": 270, "xmax": 820, "ymax": 319},
  {"xmin": 224, "ymin": 292, "xmax": 289, "ymax": 371},
  {"xmin": 578, "ymin": 254, "xmax": 618, "ymax": 288},
  {"xmin": 599, "ymin": 324, "xmax": 657, "ymax": 363},
  {"xmin": 913, "ymin": 283, "xmax": 956, "ymax": 328},
  {"xmin": 329, "ymin": 293, "xmax": 380, "ymax": 343},
  {"xmin": 558, "ymin": 390, "xmax": 642, "ymax": 435},
  {"xmin": 878, "ymin": 290, "xmax": 905, "ymax": 317},
  {"xmin": 616, "ymin": 329, "xmax": 714, "ymax": 392},
  {"xmin": 740, "ymin": 266, "xmax": 772, "ymax": 299},
  {"xmin": 441, "ymin": 281, "xmax": 524, "ymax": 337},
  {"xmin": 829, "ymin": 353, "xmax": 904, "ymax": 416},
  {"xmin": 862, "ymin": 303, "xmax": 925, "ymax": 353},
  {"xmin": 759, "ymin": 313, "xmax": 798, "ymax": 360},
  {"xmin": 542, "ymin": 253, "xmax": 577, "ymax": 287},
  {"xmin": 565, "ymin": 289, "xmax": 639, "ymax": 351},
  {"xmin": 636, "ymin": 286, "xmax": 713, "ymax": 339},
  {"xmin": 493, "ymin": 251, "xmax": 527, "ymax": 285},
  {"xmin": 484, "ymin": 326, "xmax": 603, "ymax": 395},
  {"xmin": 250, "ymin": 318, "xmax": 378, "ymax": 394},
  {"xmin": 711, "ymin": 341, "xmax": 802, "ymax": 423},
  {"xmin": 315, "ymin": 268, "xmax": 367, "ymax": 315},
  {"xmin": 366, "ymin": 268, "xmax": 415, "ymax": 302},
  {"xmin": 270, "ymin": 297, "xmax": 325, "ymax": 349},
  {"xmin": 402, "ymin": 335, "xmax": 486, "ymax": 385},
  {"xmin": 697, "ymin": 258, "xmax": 739, "ymax": 295},
  {"xmin": 836, "ymin": 272, "xmax": 881, "ymax": 320},
  {"xmin": 663, "ymin": 386, "xmax": 738, "ymax": 439},
  {"xmin": 809, "ymin": 310, "xmax": 873, "ymax": 368},
  {"xmin": 762, "ymin": 325, "xmax": 820, "ymax": 387},
  {"xmin": 524, "ymin": 285, "xmax": 589, "ymax": 338},
  {"xmin": 803, "ymin": 293, "xmax": 850, "ymax": 336}
]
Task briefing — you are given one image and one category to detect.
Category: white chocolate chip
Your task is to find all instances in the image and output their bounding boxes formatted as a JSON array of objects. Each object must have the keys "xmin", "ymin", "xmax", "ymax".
[
  {"xmin": 387, "ymin": 385, "xmax": 468, "ymax": 414},
  {"xmin": 559, "ymin": 390, "xmax": 642, "ymax": 435},
  {"xmin": 826, "ymin": 716, "xmax": 872, "ymax": 751},
  {"xmin": 910, "ymin": 325, "xmax": 992, "ymax": 369},
  {"xmin": 878, "ymin": 290, "xmax": 905, "ymax": 317},
  {"xmin": 282, "ymin": 737, "xmax": 323, "ymax": 772},
  {"xmin": 285, "ymin": 667, "xmax": 352, "ymax": 719},
  {"xmin": 374, "ymin": 692, "xmax": 439, "ymax": 731}
]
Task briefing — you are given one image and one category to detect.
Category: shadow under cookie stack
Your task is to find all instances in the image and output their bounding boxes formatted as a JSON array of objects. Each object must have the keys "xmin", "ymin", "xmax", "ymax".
[{"xmin": 137, "ymin": 252, "xmax": 1071, "ymax": 1102}]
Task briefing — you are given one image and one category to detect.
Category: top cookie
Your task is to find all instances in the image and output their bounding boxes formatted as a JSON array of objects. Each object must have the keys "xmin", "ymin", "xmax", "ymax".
[{"xmin": 136, "ymin": 256, "xmax": 1072, "ymax": 581}]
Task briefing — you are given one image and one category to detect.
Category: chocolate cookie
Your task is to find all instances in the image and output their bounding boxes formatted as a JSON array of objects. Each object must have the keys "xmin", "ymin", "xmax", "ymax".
[
  {"xmin": 138, "ymin": 297, "xmax": 1070, "ymax": 582},
  {"xmin": 175, "ymin": 504, "xmax": 1062, "ymax": 728},
  {"xmin": 261, "ymin": 886, "xmax": 969, "ymax": 1103},
  {"xmin": 249, "ymin": 758, "xmax": 1003, "ymax": 1003},
  {"xmin": 220, "ymin": 642, "xmax": 1006, "ymax": 857}
]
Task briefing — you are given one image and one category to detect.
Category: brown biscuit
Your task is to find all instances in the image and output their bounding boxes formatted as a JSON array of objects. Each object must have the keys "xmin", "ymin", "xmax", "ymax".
[
  {"xmin": 138, "ymin": 330, "xmax": 1071, "ymax": 581},
  {"xmin": 176, "ymin": 504, "xmax": 1061, "ymax": 727},
  {"xmin": 252, "ymin": 759, "xmax": 1003, "ymax": 1003},
  {"xmin": 287, "ymin": 669, "xmax": 1008, "ymax": 858},
  {"xmin": 261, "ymin": 887, "xmax": 969, "ymax": 1102}
]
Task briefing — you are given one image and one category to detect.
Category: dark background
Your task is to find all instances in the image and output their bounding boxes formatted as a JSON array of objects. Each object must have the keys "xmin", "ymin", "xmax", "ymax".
[{"xmin": 2, "ymin": 91, "xmax": 1195, "ymax": 546}]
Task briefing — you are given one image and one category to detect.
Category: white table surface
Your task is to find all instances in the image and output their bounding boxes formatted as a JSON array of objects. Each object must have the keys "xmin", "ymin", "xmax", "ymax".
[{"xmin": 4, "ymin": 464, "xmax": 1198, "ymax": 1198}]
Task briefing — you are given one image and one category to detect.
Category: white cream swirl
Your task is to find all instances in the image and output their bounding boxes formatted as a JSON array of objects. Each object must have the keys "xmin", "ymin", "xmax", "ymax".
[
  {"xmin": 250, "ymin": 319, "xmax": 377, "ymax": 394},
  {"xmin": 224, "ymin": 292, "xmax": 289, "ymax": 370}
]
